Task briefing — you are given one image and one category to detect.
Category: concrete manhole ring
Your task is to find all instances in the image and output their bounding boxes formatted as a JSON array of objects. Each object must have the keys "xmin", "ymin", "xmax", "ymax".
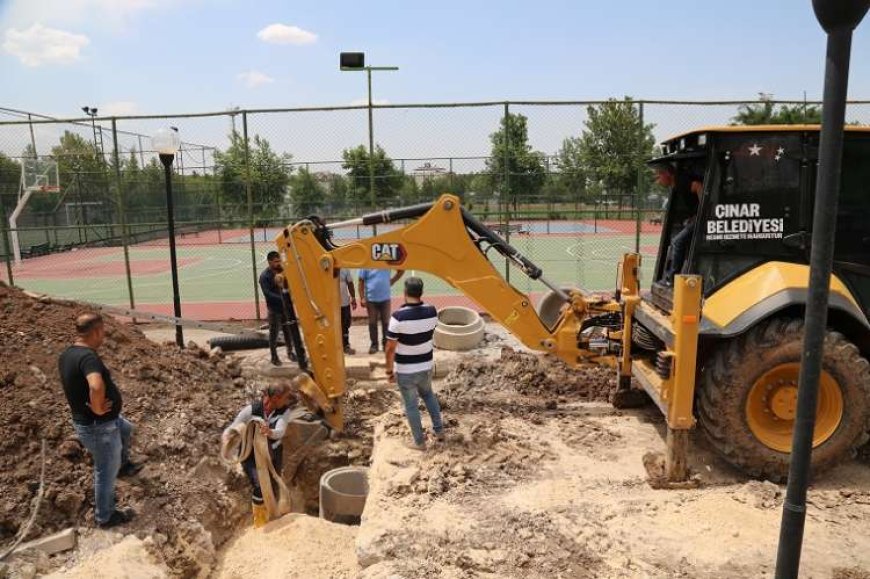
[
  {"xmin": 319, "ymin": 466, "xmax": 369, "ymax": 525},
  {"xmin": 433, "ymin": 306, "xmax": 485, "ymax": 351},
  {"xmin": 536, "ymin": 286, "xmax": 583, "ymax": 330}
]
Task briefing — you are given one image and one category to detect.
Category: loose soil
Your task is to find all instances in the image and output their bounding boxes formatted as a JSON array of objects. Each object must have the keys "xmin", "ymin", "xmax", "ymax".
[
  {"xmin": 0, "ymin": 282, "xmax": 253, "ymax": 577},
  {"xmin": 356, "ymin": 345, "xmax": 870, "ymax": 578},
  {"xmin": 5, "ymin": 282, "xmax": 870, "ymax": 578},
  {"xmin": 216, "ymin": 514, "xmax": 359, "ymax": 578}
]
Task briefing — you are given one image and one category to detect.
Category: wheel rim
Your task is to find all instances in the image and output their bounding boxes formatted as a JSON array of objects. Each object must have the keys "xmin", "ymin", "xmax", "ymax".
[{"xmin": 745, "ymin": 363, "xmax": 844, "ymax": 453}]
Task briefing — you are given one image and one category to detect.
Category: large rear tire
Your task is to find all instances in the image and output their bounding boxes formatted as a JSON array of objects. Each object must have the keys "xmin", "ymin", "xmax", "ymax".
[{"xmin": 697, "ymin": 317, "xmax": 870, "ymax": 481}]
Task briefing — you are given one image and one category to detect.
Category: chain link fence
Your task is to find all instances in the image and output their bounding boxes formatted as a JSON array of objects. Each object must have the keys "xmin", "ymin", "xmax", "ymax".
[{"xmin": 0, "ymin": 100, "xmax": 867, "ymax": 321}]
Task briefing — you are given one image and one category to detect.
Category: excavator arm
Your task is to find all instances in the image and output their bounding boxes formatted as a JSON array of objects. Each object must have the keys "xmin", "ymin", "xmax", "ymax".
[{"xmin": 276, "ymin": 194, "xmax": 623, "ymax": 431}]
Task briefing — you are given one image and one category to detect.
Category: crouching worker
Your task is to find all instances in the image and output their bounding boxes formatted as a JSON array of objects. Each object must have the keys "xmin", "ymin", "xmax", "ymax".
[{"xmin": 221, "ymin": 383, "xmax": 298, "ymax": 527}]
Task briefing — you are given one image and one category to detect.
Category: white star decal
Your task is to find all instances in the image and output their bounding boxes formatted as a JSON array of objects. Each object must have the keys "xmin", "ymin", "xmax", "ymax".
[
  {"xmin": 775, "ymin": 146, "xmax": 785, "ymax": 162},
  {"xmin": 749, "ymin": 143, "xmax": 763, "ymax": 156}
]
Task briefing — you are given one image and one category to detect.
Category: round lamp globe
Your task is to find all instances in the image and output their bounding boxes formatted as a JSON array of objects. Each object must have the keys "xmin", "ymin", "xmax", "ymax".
[{"xmin": 152, "ymin": 128, "xmax": 181, "ymax": 155}]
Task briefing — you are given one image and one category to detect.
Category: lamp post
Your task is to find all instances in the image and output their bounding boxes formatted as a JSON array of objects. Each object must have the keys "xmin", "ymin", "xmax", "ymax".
[
  {"xmin": 152, "ymin": 127, "xmax": 185, "ymax": 348},
  {"xmin": 340, "ymin": 52, "xmax": 398, "ymax": 209},
  {"xmin": 775, "ymin": 1, "xmax": 868, "ymax": 578}
]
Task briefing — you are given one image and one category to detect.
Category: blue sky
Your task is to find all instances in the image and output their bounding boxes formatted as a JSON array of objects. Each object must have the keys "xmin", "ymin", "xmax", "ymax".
[
  {"xmin": 1, "ymin": 0, "xmax": 869, "ymax": 167},
  {"xmin": 2, "ymin": 0, "xmax": 869, "ymax": 116}
]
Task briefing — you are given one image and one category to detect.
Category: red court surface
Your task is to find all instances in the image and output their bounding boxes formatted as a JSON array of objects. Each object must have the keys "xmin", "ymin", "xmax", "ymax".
[{"xmin": 10, "ymin": 252, "xmax": 203, "ymax": 280}]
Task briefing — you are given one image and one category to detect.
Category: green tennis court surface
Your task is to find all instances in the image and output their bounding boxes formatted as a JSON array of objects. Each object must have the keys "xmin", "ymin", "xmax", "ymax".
[{"xmin": 3, "ymin": 228, "xmax": 660, "ymax": 320}]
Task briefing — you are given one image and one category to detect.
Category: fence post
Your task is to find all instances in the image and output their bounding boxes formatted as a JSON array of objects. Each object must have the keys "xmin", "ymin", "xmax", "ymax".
[
  {"xmin": 545, "ymin": 156, "xmax": 551, "ymax": 235},
  {"xmin": 111, "ymin": 119, "xmax": 136, "ymax": 311},
  {"xmin": 1, "ymin": 200, "xmax": 14, "ymax": 287},
  {"xmin": 243, "ymin": 112, "xmax": 262, "ymax": 321},
  {"xmin": 635, "ymin": 101, "xmax": 645, "ymax": 253},
  {"xmin": 367, "ymin": 68, "xmax": 376, "ymax": 210},
  {"xmin": 503, "ymin": 102, "xmax": 511, "ymax": 284}
]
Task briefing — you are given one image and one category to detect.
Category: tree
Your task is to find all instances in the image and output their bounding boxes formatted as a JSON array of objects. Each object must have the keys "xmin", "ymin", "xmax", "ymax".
[
  {"xmin": 341, "ymin": 145, "xmax": 404, "ymax": 207},
  {"xmin": 554, "ymin": 137, "xmax": 588, "ymax": 203},
  {"xmin": 731, "ymin": 94, "xmax": 822, "ymax": 125},
  {"xmin": 560, "ymin": 97, "xmax": 656, "ymax": 207},
  {"xmin": 485, "ymin": 113, "xmax": 546, "ymax": 207},
  {"xmin": 288, "ymin": 167, "xmax": 326, "ymax": 216},
  {"xmin": 324, "ymin": 173, "xmax": 350, "ymax": 214},
  {"xmin": 399, "ymin": 176, "xmax": 420, "ymax": 206},
  {"xmin": 0, "ymin": 153, "xmax": 20, "ymax": 213},
  {"xmin": 51, "ymin": 131, "xmax": 105, "ymax": 190},
  {"xmin": 213, "ymin": 133, "xmax": 293, "ymax": 219},
  {"xmin": 419, "ymin": 173, "xmax": 468, "ymax": 202}
]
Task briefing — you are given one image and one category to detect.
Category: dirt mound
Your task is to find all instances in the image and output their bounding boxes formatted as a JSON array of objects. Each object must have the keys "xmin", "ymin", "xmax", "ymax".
[
  {"xmin": 443, "ymin": 347, "xmax": 615, "ymax": 408},
  {"xmin": 216, "ymin": 513, "xmax": 359, "ymax": 578},
  {"xmin": 0, "ymin": 283, "xmax": 252, "ymax": 576}
]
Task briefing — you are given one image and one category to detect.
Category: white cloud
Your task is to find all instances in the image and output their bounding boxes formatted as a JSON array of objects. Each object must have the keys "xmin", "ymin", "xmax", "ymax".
[
  {"xmin": 350, "ymin": 98, "xmax": 390, "ymax": 106},
  {"xmin": 3, "ymin": 23, "xmax": 90, "ymax": 66},
  {"xmin": 3, "ymin": 0, "xmax": 173, "ymax": 28},
  {"xmin": 237, "ymin": 70, "xmax": 275, "ymax": 88},
  {"xmin": 99, "ymin": 101, "xmax": 139, "ymax": 116},
  {"xmin": 256, "ymin": 23, "xmax": 317, "ymax": 45}
]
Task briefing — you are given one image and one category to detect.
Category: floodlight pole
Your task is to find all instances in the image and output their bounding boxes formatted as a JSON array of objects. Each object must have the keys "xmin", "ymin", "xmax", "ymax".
[
  {"xmin": 775, "ymin": 1, "xmax": 868, "ymax": 578},
  {"xmin": 341, "ymin": 60, "xmax": 398, "ymax": 208}
]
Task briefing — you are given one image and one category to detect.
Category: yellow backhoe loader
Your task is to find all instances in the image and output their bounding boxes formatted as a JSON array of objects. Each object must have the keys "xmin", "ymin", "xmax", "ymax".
[{"xmin": 277, "ymin": 125, "xmax": 870, "ymax": 482}]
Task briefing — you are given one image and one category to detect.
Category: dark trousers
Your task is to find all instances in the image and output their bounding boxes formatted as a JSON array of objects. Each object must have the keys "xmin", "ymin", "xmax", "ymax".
[
  {"xmin": 666, "ymin": 219, "xmax": 696, "ymax": 281},
  {"xmin": 242, "ymin": 445, "xmax": 283, "ymax": 504},
  {"xmin": 366, "ymin": 300, "xmax": 391, "ymax": 349},
  {"xmin": 341, "ymin": 305, "xmax": 352, "ymax": 348},
  {"xmin": 268, "ymin": 309, "xmax": 295, "ymax": 357}
]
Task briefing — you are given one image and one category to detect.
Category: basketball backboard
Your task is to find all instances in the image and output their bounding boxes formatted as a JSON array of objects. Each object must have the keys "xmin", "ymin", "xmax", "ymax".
[{"xmin": 20, "ymin": 157, "xmax": 60, "ymax": 195}]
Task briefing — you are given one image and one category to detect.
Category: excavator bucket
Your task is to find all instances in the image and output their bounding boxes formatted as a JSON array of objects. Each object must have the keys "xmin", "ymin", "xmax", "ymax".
[{"xmin": 292, "ymin": 373, "xmax": 344, "ymax": 432}]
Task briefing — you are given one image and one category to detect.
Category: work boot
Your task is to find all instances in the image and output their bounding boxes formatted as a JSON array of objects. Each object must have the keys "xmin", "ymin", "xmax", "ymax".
[
  {"xmin": 270, "ymin": 354, "xmax": 282, "ymax": 366},
  {"xmin": 97, "ymin": 507, "xmax": 135, "ymax": 529},
  {"xmin": 251, "ymin": 502, "xmax": 269, "ymax": 528},
  {"xmin": 344, "ymin": 345, "xmax": 356, "ymax": 355},
  {"xmin": 118, "ymin": 460, "xmax": 143, "ymax": 478},
  {"xmin": 404, "ymin": 441, "xmax": 426, "ymax": 452}
]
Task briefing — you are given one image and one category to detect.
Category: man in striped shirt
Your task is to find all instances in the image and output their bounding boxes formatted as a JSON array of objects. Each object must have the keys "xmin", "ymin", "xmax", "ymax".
[{"xmin": 385, "ymin": 276, "xmax": 445, "ymax": 451}]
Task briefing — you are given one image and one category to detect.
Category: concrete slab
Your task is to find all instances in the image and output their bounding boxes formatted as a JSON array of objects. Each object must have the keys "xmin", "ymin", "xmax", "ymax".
[{"xmin": 12, "ymin": 527, "xmax": 76, "ymax": 556}]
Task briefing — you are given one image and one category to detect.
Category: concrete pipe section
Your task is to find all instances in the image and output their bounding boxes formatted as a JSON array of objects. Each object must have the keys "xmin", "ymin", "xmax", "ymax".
[
  {"xmin": 319, "ymin": 466, "xmax": 369, "ymax": 525},
  {"xmin": 536, "ymin": 286, "xmax": 583, "ymax": 330},
  {"xmin": 433, "ymin": 306, "xmax": 485, "ymax": 351}
]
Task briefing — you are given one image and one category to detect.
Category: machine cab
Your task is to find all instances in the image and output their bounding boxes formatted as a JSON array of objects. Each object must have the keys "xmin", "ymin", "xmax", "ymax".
[{"xmin": 647, "ymin": 126, "xmax": 870, "ymax": 322}]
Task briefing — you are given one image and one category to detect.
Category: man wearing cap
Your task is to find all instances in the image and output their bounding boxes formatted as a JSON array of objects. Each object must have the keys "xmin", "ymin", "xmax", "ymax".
[{"xmin": 385, "ymin": 277, "xmax": 445, "ymax": 451}]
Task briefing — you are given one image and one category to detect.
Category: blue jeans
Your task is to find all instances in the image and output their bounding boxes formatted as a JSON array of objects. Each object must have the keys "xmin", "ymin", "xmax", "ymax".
[
  {"xmin": 666, "ymin": 219, "xmax": 696, "ymax": 281},
  {"xmin": 73, "ymin": 416, "xmax": 133, "ymax": 524},
  {"xmin": 396, "ymin": 370, "xmax": 443, "ymax": 446}
]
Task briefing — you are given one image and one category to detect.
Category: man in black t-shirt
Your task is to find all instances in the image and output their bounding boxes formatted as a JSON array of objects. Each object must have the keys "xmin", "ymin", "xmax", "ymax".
[{"xmin": 58, "ymin": 313, "xmax": 140, "ymax": 528}]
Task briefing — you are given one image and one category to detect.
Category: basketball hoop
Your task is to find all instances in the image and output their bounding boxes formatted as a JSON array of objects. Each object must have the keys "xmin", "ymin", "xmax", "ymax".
[{"xmin": 39, "ymin": 185, "xmax": 60, "ymax": 193}]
